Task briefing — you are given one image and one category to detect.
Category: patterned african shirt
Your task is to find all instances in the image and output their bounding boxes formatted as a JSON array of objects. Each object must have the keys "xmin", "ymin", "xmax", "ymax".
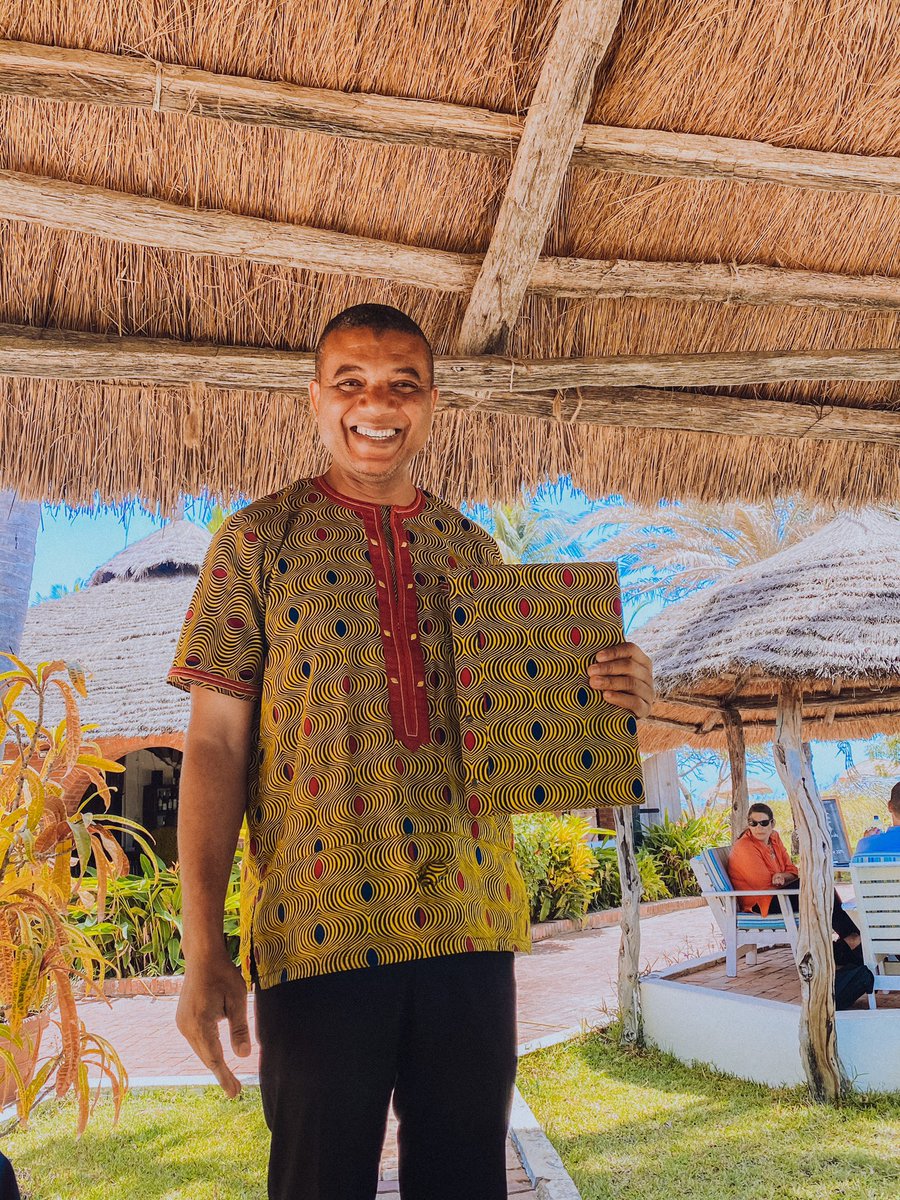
[{"xmin": 168, "ymin": 475, "xmax": 530, "ymax": 988}]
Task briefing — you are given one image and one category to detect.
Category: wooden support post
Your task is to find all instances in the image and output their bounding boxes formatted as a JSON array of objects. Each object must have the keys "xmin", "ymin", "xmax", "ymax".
[
  {"xmin": 722, "ymin": 707, "xmax": 750, "ymax": 840},
  {"xmin": 614, "ymin": 806, "xmax": 643, "ymax": 1046},
  {"xmin": 773, "ymin": 680, "xmax": 843, "ymax": 1102}
]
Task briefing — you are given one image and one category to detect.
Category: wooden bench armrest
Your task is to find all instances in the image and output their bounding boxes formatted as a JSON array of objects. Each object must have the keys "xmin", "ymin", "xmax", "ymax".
[{"xmin": 701, "ymin": 888, "xmax": 800, "ymax": 898}]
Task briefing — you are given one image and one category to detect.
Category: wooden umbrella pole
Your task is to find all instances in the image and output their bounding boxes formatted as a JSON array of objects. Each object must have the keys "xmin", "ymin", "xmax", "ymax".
[
  {"xmin": 613, "ymin": 806, "xmax": 643, "ymax": 1045},
  {"xmin": 773, "ymin": 680, "xmax": 843, "ymax": 1102},
  {"xmin": 722, "ymin": 707, "xmax": 750, "ymax": 840}
]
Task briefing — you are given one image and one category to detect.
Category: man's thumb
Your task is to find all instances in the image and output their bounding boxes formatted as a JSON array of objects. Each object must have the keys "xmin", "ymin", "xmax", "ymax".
[{"xmin": 227, "ymin": 997, "xmax": 252, "ymax": 1056}]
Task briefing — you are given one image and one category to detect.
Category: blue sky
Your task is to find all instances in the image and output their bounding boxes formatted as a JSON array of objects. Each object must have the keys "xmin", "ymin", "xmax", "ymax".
[
  {"xmin": 31, "ymin": 504, "xmax": 165, "ymax": 601},
  {"xmin": 28, "ymin": 495, "xmax": 875, "ymax": 800}
]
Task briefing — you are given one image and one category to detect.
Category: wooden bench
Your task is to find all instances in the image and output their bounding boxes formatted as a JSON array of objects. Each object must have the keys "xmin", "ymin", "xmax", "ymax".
[
  {"xmin": 691, "ymin": 846, "xmax": 799, "ymax": 977},
  {"xmin": 849, "ymin": 854, "xmax": 900, "ymax": 1009}
]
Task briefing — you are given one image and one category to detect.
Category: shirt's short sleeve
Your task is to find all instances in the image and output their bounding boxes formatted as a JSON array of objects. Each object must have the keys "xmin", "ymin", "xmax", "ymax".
[
  {"xmin": 168, "ymin": 513, "xmax": 266, "ymax": 700},
  {"xmin": 466, "ymin": 519, "xmax": 503, "ymax": 567}
]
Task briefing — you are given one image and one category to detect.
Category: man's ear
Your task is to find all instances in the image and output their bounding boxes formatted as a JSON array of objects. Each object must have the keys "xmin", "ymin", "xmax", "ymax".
[{"xmin": 309, "ymin": 379, "xmax": 320, "ymax": 415}]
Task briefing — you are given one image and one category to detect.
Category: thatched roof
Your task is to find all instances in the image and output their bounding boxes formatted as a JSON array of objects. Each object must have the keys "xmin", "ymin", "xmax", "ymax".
[
  {"xmin": 90, "ymin": 520, "xmax": 210, "ymax": 585},
  {"xmin": 19, "ymin": 521, "xmax": 209, "ymax": 740},
  {"xmin": 1, "ymin": 3, "xmax": 899, "ymax": 509},
  {"xmin": 637, "ymin": 510, "xmax": 900, "ymax": 752}
]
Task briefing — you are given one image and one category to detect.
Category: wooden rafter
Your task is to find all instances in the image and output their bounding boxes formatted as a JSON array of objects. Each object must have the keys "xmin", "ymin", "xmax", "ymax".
[
  {"xmin": 0, "ymin": 170, "xmax": 473, "ymax": 293},
  {"xmin": 441, "ymin": 386, "xmax": 900, "ymax": 444},
  {"xmin": 663, "ymin": 688, "xmax": 900, "ymax": 712},
  {"xmin": 3, "ymin": 170, "xmax": 899, "ymax": 313},
  {"xmin": 3, "ymin": 326, "xmax": 900, "ymax": 448},
  {"xmin": 456, "ymin": 0, "xmax": 623, "ymax": 354},
  {"xmin": 2, "ymin": 40, "xmax": 899, "ymax": 195}
]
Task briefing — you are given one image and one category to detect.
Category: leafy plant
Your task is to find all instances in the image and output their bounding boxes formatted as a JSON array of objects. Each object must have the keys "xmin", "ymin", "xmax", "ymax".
[
  {"xmin": 590, "ymin": 838, "xmax": 671, "ymax": 909},
  {"xmin": 640, "ymin": 812, "xmax": 731, "ymax": 896},
  {"xmin": 0, "ymin": 657, "xmax": 133, "ymax": 1130},
  {"xmin": 73, "ymin": 853, "xmax": 242, "ymax": 977},
  {"xmin": 513, "ymin": 814, "xmax": 599, "ymax": 922}
]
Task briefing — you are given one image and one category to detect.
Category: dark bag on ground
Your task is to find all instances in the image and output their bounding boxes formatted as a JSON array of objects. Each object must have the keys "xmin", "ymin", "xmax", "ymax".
[{"xmin": 834, "ymin": 963, "xmax": 875, "ymax": 1010}]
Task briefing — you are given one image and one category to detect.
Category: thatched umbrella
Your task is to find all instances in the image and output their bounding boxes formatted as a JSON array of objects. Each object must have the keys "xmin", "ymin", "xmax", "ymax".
[
  {"xmin": 0, "ymin": 3, "xmax": 899, "ymax": 510},
  {"xmin": 19, "ymin": 520, "xmax": 209, "ymax": 766},
  {"xmin": 636, "ymin": 509, "xmax": 900, "ymax": 1100}
]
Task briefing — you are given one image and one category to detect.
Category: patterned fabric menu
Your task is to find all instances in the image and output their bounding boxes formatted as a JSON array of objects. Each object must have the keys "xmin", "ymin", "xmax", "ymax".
[{"xmin": 449, "ymin": 563, "xmax": 644, "ymax": 812}]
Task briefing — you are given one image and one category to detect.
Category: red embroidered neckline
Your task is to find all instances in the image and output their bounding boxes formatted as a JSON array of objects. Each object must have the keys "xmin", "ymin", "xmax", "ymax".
[
  {"xmin": 316, "ymin": 475, "xmax": 425, "ymax": 519},
  {"xmin": 315, "ymin": 476, "xmax": 430, "ymax": 751}
]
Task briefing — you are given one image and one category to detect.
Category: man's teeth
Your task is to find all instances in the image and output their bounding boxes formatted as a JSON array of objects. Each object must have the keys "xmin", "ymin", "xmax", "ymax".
[{"xmin": 355, "ymin": 426, "xmax": 399, "ymax": 440}]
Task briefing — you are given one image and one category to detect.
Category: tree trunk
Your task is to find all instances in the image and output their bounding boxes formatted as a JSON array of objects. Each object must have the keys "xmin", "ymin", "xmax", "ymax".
[
  {"xmin": 723, "ymin": 707, "xmax": 750, "ymax": 840},
  {"xmin": 773, "ymin": 681, "xmax": 843, "ymax": 1102},
  {"xmin": 614, "ymin": 807, "xmax": 643, "ymax": 1046},
  {"xmin": 0, "ymin": 490, "xmax": 40, "ymax": 659}
]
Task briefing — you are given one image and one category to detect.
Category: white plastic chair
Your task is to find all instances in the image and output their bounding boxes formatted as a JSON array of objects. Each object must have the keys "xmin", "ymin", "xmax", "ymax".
[
  {"xmin": 690, "ymin": 846, "xmax": 799, "ymax": 977},
  {"xmin": 849, "ymin": 854, "xmax": 900, "ymax": 1009}
]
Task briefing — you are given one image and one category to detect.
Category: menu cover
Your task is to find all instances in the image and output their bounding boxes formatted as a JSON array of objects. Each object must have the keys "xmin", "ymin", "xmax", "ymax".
[{"xmin": 448, "ymin": 562, "xmax": 644, "ymax": 813}]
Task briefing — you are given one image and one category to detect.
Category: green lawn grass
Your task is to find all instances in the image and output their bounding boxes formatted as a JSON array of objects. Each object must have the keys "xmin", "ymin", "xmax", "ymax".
[
  {"xmin": 6, "ymin": 1047, "xmax": 900, "ymax": 1200},
  {"xmin": 517, "ymin": 1033, "xmax": 900, "ymax": 1200},
  {"xmin": 3, "ymin": 1087, "xmax": 270, "ymax": 1199}
]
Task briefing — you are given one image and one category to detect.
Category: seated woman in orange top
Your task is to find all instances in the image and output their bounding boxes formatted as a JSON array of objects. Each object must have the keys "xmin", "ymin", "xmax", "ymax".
[{"xmin": 728, "ymin": 802, "xmax": 862, "ymax": 963}]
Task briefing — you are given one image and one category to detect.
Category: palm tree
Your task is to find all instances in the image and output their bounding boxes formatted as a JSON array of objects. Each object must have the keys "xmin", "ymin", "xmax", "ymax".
[
  {"xmin": 487, "ymin": 501, "xmax": 582, "ymax": 565},
  {"xmin": 0, "ymin": 490, "xmax": 41, "ymax": 659},
  {"xmin": 473, "ymin": 482, "xmax": 614, "ymax": 566},
  {"xmin": 580, "ymin": 498, "xmax": 829, "ymax": 607}
]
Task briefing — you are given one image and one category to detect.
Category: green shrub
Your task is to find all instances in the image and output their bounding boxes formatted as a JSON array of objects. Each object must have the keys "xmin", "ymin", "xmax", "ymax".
[
  {"xmin": 590, "ymin": 838, "xmax": 671, "ymax": 909},
  {"xmin": 73, "ymin": 854, "xmax": 242, "ymax": 977},
  {"xmin": 640, "ymin": 812, "xmax": 731, "ymax": 896},
  {"xmin": 513, "ymin": 814, "xmax": 599, "ymax": 922}
]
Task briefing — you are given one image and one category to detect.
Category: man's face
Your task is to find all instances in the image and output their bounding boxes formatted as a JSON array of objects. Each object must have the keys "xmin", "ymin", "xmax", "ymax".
[{"xmin": 309, "ymin": 327, "xmax": 437, "ymax": 496}]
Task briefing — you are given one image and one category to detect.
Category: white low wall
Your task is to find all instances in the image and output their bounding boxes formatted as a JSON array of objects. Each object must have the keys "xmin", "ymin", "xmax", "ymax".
[{"xmin": 642, "ymin": 957, "xmax": 900, "ymax": 1093}]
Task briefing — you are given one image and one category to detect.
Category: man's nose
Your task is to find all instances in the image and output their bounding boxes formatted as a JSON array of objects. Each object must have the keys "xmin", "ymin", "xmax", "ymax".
[{"xmin": 356, "ymin": 384, "xmax": 402, "ymax": 408}]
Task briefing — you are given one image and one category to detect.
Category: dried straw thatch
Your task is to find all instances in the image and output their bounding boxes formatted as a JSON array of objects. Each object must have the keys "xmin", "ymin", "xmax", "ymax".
[
  {"xmin": 637, "ymin": 509, "xmax": 900, "ymax": 752},
  {"xmin": 0, "ymin": 1, "xmax": 898, "ymax": 508},
  {"xmin": 89, "ymin": 520, "xmax": 210, "ymax": 585},
  {"xmin": 19, "ymin": 521, "xmax": 209, "ymax": 740}
]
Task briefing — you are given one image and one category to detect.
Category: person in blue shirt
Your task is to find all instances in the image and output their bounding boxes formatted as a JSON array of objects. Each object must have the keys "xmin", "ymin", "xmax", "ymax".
[{"xmin": 853, "ymin": 782, "xmax": 900, "ymax": 858}]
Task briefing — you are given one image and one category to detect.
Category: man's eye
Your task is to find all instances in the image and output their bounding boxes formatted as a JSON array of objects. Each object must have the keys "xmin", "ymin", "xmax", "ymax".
[{"xmin": 338, "ymin": 379, "xmax": 362, "ymax": 389}]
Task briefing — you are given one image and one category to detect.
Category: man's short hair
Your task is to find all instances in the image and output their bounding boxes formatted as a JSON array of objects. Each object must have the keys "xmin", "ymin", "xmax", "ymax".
[
  {"xmin": 314, "ymin": 304, "xmax": 434, "ymax": 381},
  {"xmin": 889, "ymin": 781, "xmax": 900, "ymax": 814}
]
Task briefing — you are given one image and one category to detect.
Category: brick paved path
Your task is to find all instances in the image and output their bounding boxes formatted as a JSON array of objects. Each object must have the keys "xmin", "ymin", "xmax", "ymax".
[{"xmin": 74, "ymin": 905, "xmax": 722, "ymax": 1197}]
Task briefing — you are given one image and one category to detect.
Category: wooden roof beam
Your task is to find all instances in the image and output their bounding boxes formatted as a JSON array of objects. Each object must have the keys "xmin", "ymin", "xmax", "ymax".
[
  {"xmin": 440, "ymin": 387, "xmax": 900, "ymax": 446},
  {"xmin": 663, "ymin": 689, "xmax": 900, "ymax": 713},
  {"xmin": 2, "ymin": 40, "xmax": 899, "ymax": 196},
  {"xmin": 455, "ymin": 0, "xmax": 622, "ymax": 354},
  {"xmin": 5, "ymin": 170, "xmax": 898, "ymax": 314},
  {"xmin": 3, "ymin": 325, "xmax": 900, "ymax": 447}
]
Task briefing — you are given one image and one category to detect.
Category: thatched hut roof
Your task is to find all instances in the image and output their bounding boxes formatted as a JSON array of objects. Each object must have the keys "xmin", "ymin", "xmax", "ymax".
[
  {"xmin": 19, "ymin": 521, "xmax": 208, "ymax": 740},
  {"xmin": 637, "ymin": 510, "xmax": 900, "ymax": 752},
  {"xmin": 1, "ymin": 2, "xmax": 899, "ymax": 509},
  {"xmin": 89, "ymin": 520, "xmax": 211, "ymax": 585}
]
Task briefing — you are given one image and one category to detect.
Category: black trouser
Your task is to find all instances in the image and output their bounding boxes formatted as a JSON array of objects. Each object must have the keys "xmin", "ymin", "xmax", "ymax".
[{"xmin": 255, "ymin": 951, "xmax": 517, "ymax": 1200}]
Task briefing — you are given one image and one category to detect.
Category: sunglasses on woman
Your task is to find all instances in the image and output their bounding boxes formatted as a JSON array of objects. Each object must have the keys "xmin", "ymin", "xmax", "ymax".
[{"xmin": 748, "ymin": 817, "xmax": 772, "ymax": 827}]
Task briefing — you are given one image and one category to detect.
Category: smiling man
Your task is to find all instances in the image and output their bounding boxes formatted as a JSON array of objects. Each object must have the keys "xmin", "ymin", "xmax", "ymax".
[{"xmin": 170, "ymin": 304, "xmax": 654, "ymax": 1200}]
